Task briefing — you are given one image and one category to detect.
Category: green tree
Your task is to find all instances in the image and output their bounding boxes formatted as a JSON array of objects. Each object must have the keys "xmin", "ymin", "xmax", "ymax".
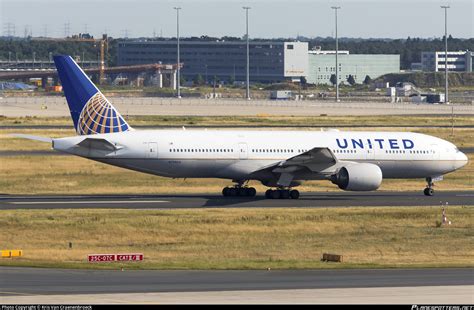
[
  {"xmin": 347, "ymin": 74, "xmax": 356, "ymax": 86},
  {"xmin": 193, "ymin": 74, "xmax": 204, "ymax": 86},
  {"xmin": 228, "ymin": 75, "xmax": 235, "ymax": 85},
  {"xmin": 330, "ymin": 74, "xmax": 337, "ymax": 86},
  {"xmin": 363, "ymin": 75, "xmax": 372, "ymax": 85}
]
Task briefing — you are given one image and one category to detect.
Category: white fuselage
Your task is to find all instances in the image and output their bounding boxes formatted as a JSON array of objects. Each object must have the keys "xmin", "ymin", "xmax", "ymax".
[{"xmin": 52, "ymin": 129, "xmax": 468, "ymax": 185}]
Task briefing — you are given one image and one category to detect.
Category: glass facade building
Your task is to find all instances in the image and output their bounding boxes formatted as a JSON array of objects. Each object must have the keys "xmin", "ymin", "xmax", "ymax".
[{"xmin": 117, "ymin": 41, "xmax": 308, "ymax": 83}]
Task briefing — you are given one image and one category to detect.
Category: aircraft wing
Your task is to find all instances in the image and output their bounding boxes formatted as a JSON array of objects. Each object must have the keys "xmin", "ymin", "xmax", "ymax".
[
  {"xmin": 77, "ymin": 137, "xmax": 122, "ymax": 151},
  {"xmin": 249, "ymin": 147, "xmax": 341, "ymax": 187},
  {"xmin": 269, "ymin": 147, "xmax": 338, "ymax": 173}
]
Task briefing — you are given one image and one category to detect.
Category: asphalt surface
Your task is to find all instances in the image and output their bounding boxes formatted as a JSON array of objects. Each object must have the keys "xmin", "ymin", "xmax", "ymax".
[
  {"xmin": 1, "ymin": 191, "xmax": 473, "ymax": 210},
  {"xmin": 0, "ymin": 267, "xmax": 472, "ymax": 296}
]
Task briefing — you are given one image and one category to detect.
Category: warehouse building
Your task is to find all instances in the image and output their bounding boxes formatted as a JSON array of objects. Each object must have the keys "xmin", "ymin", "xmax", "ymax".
[
  {"xmin": 420, "ymin": 50, "xmax": 473, "ymax": 72},
  {"xmin": 117, "ymin": 40, "xmax": 308, "ymax": 83},
  {"xmin": 306, "ymin": 49, "xmax": 400, "ymax": 85}
]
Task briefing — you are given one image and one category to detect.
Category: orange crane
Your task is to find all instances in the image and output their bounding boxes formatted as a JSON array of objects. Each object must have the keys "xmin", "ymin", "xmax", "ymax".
[{"xmin": 32, "ymin": 34, "xmax": 108, "ymax": 84}]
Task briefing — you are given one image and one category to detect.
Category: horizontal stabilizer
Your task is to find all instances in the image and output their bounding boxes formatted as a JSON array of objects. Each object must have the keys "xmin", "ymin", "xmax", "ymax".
[
  {"xmin": 11, "ymin": 134, "xmax": 52, "ymax": 143},
  {"xmin": 77, "ymin": 137, "xmax": 121, "ymax": 151}
]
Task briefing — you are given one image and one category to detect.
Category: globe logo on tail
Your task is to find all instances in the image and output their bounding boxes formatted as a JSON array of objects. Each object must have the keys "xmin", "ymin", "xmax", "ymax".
[{"xmin": 77, "ymin": 92, "xmax": 130, "ymax": 135}]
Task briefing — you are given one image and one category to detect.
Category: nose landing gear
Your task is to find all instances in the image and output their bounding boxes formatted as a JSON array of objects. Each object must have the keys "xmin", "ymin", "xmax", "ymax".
[{"xmin": 424, "ymin": 177, "xmax": 435, "ymax": 196}]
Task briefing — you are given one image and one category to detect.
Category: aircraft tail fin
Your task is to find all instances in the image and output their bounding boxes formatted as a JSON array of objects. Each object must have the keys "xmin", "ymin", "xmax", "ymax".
[{"xmin": 53, "ymin": 55, "xmax": 131, "ymax": 135}]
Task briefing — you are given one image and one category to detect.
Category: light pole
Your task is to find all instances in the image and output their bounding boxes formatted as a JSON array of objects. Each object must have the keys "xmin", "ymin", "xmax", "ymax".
[
  {"xmin": 331, "ymin": 6, "xmax": 341, "ymax": 102},
  {"xmin": 174, "ymin": 7, "xmax": 182, "ymax": 98},
  {"xmin": 243, "ymin": 6, "xmax": 251, "ymax": 100},
  {"xmin": 441, "ymin": 5, "xmax": 450, "ymax": 104}
]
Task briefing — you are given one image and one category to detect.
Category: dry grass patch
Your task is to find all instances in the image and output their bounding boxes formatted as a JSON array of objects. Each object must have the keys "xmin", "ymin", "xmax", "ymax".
[
  {"xmin": 1, "ymin": 115, "xmax": 474, "ymax": 127},
  {"xmin": 0, "ymin": 207, "xmax": 472, "ymax": 269}
]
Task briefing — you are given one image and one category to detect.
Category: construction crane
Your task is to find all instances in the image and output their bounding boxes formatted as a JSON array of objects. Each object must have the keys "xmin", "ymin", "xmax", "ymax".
[{"xmin": 31, "ymin": 34, "xmax": 108, "ymax": 84}]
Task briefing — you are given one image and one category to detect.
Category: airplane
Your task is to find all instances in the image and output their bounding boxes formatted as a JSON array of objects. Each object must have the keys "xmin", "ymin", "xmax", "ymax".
[{"xmin": 15, "ymin": 55, "xmax": 468, "ymax": 199}]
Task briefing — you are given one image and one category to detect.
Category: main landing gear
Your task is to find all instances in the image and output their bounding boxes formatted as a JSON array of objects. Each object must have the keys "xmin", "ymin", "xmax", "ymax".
[
  {"xmin": 265, "ymin": 189, "xmax": 300, "ymax": 199},
  {"xmin": 222, "ymin": 186, "xmax": 257, "ymax": 197},
  {"xmin": 424, "ymin": 177, "xmax": 435, "ymax": 196}
]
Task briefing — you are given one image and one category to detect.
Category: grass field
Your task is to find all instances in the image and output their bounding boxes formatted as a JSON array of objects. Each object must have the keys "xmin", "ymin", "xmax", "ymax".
[
  {"xmin": 2, "ymin": 114, "xmax": 474, "ymax": 127},
  {"xmin": 0, "ymin": 207, "xmax": 472, "ymax": 270}
]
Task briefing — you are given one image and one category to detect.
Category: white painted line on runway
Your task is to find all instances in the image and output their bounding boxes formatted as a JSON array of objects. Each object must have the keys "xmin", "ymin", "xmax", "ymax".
[
  {"xmin": 1, "ymin": 286, "xmax": 472, "ymax": 304},
  {"xmin": 9, "ymin": 200, "xmax": 170, "ymax": 205},
  {"xmin": 456, "ymin": 194, "xmax": 474, "ymax": 197}
]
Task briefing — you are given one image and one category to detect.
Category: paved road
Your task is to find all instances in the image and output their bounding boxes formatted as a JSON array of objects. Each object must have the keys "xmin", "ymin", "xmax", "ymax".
[
  {"xmin": 0, "ymin": 267, "xmax": 472, "ymax": 296},
  {"xmin": 2, "ymin": 97, "xmax": 473, "ymax": 117},
  {"xmin": 1, "ymin": 191, "xmax": 472, "ymax": 210}
]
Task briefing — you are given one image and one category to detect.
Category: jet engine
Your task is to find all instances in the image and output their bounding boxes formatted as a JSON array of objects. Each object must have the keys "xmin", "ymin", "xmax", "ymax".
[{"xmin": 330, "ymin": 163, "xmax": 382, "ymax": 191}]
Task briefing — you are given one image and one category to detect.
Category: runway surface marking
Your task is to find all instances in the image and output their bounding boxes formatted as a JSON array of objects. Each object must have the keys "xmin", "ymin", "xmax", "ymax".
[
  {"xmin": 1, "ymin": 286, "xmax": 472, "ymax": 304},
  {"xmin": 1, "ymin": 191, "xmax": 473, "ymax": 209},
  {"xmin": 8, "ymin": 200, "xmax": 170, "ymax": 205}
]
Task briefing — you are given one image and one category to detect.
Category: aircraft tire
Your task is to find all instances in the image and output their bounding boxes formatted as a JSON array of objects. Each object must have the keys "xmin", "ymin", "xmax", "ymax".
[
  {"xmin": 228, "ymin": 187, "xmax": 237, "ymax": 197},
  {"xmin": 247, "ymin": 187, "xmax": 257, "ymax": 197},
  {"xmin": 222, "ymin": 187, "xmax": 230, "ymax": 197},
  {"xmin": 280, "ymin": 190, "xmax": 290, "ymax": 199},
  {"xmin": 271, "ymin": 190, "xmax": 281, "ymax": 199},
  {"xmin": 265, "ymin": 189, "xmax": 273, "ymax": 199},
  {"xmin": 290, "ymin": 190, "xmax": 300, "ymax": 199},
  {"xmin": 424, "ymin": 187, "xmax": 434, "ymax": 196}
]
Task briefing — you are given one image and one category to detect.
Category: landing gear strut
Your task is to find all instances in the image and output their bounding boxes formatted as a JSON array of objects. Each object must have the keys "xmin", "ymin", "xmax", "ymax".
[
  {"xmin": 424, "ymin": 177, "xmax": 434, "ymax": 196},
  {"xmin": 265, "ymin": 188, "xmax": 300, "ymax": 199}
]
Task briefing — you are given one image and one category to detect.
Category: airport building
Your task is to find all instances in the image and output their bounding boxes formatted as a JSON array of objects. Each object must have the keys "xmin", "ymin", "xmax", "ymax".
[
  {"xmin": 117, "ymin": 40, "xmax": 308, "ymax": 83},
  {"xmin": 420, "ymin": 50, "xmax": 473, "ymax": 72},
  {"xmin": 306, "ymin": 50, "xmax": 400, "ymax": 85}
]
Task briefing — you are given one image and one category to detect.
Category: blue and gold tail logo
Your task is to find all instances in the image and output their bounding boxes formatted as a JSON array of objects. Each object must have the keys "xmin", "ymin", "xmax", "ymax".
[
  {"xmin": 53, "ymin": 55, "xmax": 132, "ymax": 136},
  {"xmin": 77, "ymin": 92, "xmax": 130, "ymax": 135}
]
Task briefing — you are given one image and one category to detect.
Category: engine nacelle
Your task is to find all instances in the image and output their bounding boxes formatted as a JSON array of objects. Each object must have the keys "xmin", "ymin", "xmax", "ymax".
[{"xmin": 331, "ymin": 163, "xmax": 383, "ymax": 191}]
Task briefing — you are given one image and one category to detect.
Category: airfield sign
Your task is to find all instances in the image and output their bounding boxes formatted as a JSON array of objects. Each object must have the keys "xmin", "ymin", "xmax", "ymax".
[{"xmin": 88, "ymin": 253, "xmax": 144, "ymax": 263}]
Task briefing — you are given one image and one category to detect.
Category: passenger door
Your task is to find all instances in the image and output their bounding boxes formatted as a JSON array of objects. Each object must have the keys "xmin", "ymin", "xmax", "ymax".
[
  {"xmin": 238, "ymin": 142, "xmax": 248, "ymax": 159},
  {"xmin": 366, "ymin": 148, "xmax": 376, "ymax": 161},
  {"xmin": 431, "ymin": 144, "xmax": 440, "ymax": 160},
  {"xmin": 146, "ymin": 142, "xmax": 158, "ymax": 158}
]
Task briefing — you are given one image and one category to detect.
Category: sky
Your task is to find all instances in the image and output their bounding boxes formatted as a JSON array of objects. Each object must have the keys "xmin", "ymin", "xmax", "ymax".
[{"xmin": 1, "ymin": 0, "xmax": 472, "ymax": 39}]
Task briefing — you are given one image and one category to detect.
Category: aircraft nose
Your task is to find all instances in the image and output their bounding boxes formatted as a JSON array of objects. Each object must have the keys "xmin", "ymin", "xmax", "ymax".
[{"xmin": 456, "ymin": 151, "xmax": 468, "ymax": 169}]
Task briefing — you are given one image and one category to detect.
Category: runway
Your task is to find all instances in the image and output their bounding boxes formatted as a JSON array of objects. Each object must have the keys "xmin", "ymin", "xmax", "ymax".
[
  {"xmin": 1, "ymin": 267, "xmax": 472, "ymax": 295},
  {"xmin": 1, "ymin": 191, "xmax": 473, "ymax": 209}
]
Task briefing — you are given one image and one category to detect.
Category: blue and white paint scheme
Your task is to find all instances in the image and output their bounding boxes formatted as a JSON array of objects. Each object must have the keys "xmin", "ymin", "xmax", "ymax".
[
  {"xmin": 18, "ymin": 56, "xmax": 469, "ymax": 198},
  {"xmin": 53, "ymin": 55, "xmax": 131, "ymax": 135}
]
